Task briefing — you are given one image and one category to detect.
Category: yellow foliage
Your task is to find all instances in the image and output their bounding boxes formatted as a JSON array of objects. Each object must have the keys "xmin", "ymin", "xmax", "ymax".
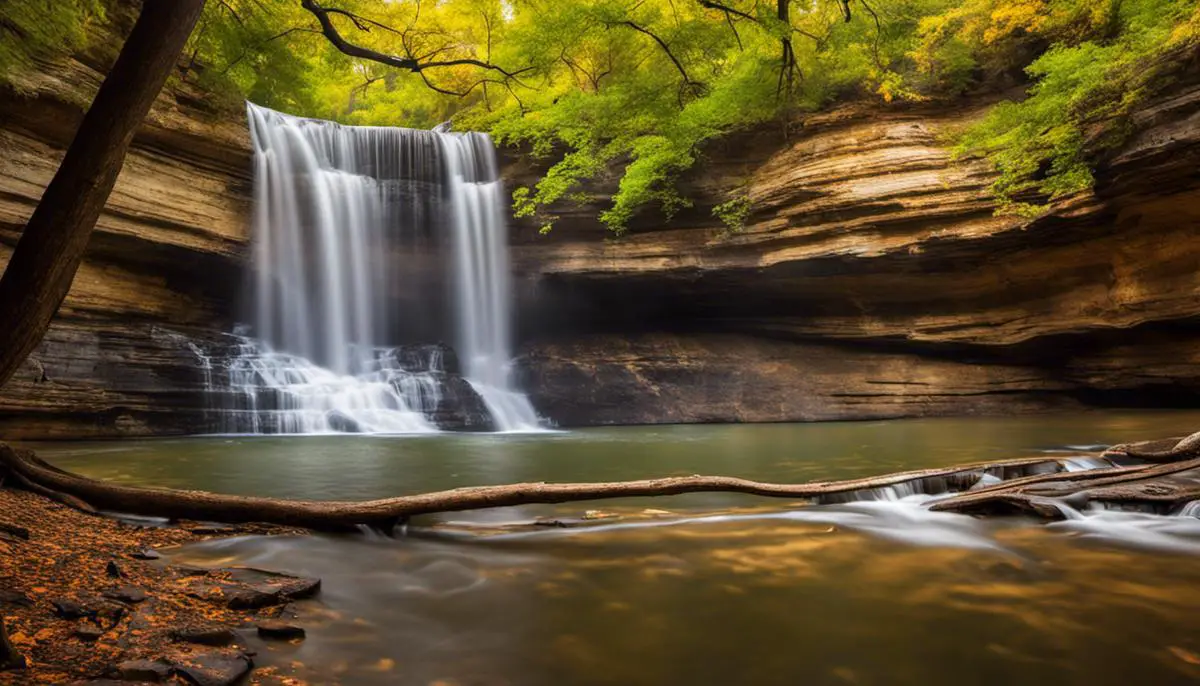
[{"xmin": 984, "ymin": 0, "xmax": 1048, "ymax": 43}]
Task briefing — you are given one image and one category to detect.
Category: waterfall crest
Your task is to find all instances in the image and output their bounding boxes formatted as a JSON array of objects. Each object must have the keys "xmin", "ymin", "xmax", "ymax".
[{"xmin": 207, "ymin": 103, "xmax": 538, "ymax": 434}]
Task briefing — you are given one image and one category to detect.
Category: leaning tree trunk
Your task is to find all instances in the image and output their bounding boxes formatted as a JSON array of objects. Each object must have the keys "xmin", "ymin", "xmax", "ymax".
[
  {"xmin": 0, "ymin": 615, "xmax": 23, "ymax": 671},
  {"xmin": 0, "ymin": 0, "xmax": 207, "ymax": 389}
]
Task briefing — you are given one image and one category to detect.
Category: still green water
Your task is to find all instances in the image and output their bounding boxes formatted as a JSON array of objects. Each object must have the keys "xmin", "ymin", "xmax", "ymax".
[{"xmin": 30, "ymin": 411, "xmax": 1200, "ymax": 685}]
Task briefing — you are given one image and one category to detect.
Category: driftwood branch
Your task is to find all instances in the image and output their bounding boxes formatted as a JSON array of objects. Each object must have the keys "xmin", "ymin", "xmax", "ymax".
[
  {"xmin": 1, "ymin": 443, "xmax": 1061, "ymax": 531},
  {"xmin": 3, "ymin": 431, "xmax": 1199, "ymax": 533},
  {"xmin": 1102, "ymin": 432, "xmax": 1200, "ymax": 461}
]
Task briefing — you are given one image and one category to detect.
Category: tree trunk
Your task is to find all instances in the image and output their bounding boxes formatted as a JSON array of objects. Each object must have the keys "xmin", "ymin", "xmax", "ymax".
[{"xmin": 0, "ymin": 0, "xmax": 207, "ymax": 389}]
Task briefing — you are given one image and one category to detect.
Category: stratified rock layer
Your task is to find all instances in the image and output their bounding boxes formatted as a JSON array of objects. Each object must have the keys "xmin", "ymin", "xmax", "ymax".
[
  {"xmin": 510, "ymin": 85, "xmax": 1200, "ymax": 425},
  {"xmin": 0, "ymin": 16, "xmax": 251, "ymax": 438}
]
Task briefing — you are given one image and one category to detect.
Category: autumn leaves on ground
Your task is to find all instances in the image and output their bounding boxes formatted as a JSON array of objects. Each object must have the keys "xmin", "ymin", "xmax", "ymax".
[{"xmin": 0, "ymin": 487, "xmax": 318, "ymax": 685}]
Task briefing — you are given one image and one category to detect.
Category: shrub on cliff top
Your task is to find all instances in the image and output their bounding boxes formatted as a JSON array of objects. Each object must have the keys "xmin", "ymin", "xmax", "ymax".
[{"xmin": 950, "ymin": 0, "xmax": 1200, "ymax": 214}]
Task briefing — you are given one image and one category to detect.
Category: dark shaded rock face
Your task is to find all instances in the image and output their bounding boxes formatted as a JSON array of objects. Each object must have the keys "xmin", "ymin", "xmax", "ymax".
[{"xmin": 2, "ymin": 22, "xmax": 1199, "ymax": 435}]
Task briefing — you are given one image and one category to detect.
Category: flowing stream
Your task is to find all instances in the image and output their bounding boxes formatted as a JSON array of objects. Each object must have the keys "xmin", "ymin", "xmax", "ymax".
[
  {"xmin": 35, "ymin": 411, "xmax": 1200, "ymax": 685},
  {"xmin": 211, "ymin": 104, "xmax": 539, "ymax": 434}
]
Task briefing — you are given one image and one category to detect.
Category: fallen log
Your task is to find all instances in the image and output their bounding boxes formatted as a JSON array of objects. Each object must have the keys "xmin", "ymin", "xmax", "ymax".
[
  {"xmin": 0, "ymin": 443, "xmax": 1069, "ymax": 531},
  {"xmin": 3, "ymin": 431, "xmax": 1199, "ymax": 531}
]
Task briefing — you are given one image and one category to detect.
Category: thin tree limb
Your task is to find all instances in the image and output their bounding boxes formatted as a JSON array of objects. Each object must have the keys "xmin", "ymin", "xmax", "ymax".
[
  {"xmin": 724, "ymin": 11, "xmax": 744, "ymax": 50},
  {"xmin": 607, "ymin": 20, "xmax": 706, "ymax": 101},
  {"xmin": 858, "ymin": 0, "xmax": 884, "ymax": 69}
]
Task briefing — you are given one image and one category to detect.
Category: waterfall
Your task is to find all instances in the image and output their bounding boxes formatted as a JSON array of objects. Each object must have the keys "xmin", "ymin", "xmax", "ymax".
[
  {"xmin": 441, "ymin": 134, "xmax": 541, "ymax": 431},
  {"xmin": 210, "ymin": 103, "xmax": 538, "ymax": 434}
]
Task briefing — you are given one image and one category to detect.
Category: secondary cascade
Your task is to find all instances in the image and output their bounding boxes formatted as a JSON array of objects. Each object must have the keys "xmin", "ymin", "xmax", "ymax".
[{"xmin": 210, "ymin": 103, "xmax": 540, "ymax": 433}]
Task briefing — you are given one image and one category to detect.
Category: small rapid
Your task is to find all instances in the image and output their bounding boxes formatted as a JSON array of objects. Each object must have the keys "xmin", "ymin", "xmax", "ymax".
[{"xmin": 206, "ymin": 336, "xmax": 440, "ymax": 434}]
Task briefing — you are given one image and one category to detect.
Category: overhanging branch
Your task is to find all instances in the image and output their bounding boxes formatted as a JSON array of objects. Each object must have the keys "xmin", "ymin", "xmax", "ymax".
[{"xmin": 299, "ymin": 0, "xmax": 529, "ymax": 89}]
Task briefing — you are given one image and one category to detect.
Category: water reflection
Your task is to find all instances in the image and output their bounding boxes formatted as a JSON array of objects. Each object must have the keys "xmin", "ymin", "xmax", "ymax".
[{"xmin": 170, "ymin": 514, "xmax": 1200, "ymax": 686}]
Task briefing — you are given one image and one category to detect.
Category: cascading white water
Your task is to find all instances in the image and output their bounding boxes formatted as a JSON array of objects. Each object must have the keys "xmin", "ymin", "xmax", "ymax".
[
  {"xmin": 441, "ymin": 134, "xmax": 541, "ymax": 431},
  {"xmin": 220, "ymin": 103, "xmax": 537, "ymax": 434}
]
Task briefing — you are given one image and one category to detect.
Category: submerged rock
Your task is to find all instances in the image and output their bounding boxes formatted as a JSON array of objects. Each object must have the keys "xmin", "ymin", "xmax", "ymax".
[
  {"xmin": 256, "ymin": 621, "xmax": 305, "ymax": 641},
  {"xmin": 226, "ymin": 568, "xmax": 321, "ymax": 601}
]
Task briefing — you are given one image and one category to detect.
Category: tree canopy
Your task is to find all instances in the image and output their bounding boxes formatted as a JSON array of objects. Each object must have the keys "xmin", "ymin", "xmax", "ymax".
[{"xmin": 3, "ymin": 0, "xmax": 1198, "ymax": 231}]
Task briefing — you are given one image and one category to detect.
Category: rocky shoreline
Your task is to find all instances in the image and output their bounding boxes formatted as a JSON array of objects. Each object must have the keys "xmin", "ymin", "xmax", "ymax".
[{"xmin": 0, "ymin": 487, "xmax": 314, "ymax": 685}]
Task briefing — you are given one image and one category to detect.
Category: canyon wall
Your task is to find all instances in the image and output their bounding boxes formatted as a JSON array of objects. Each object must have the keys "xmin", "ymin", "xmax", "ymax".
[
  {"xmin": 509, "ymin": 85, "xmax": 1200, "ymax": 425},
  {"xmin": 1, "ymin": 33, "xmax": 1199, "ymax": 436}
]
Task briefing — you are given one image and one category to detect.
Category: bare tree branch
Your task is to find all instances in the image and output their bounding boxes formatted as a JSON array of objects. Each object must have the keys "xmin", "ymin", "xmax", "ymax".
[
  {"xmin": 724, "ymin": 10, "xmax": 743, "ymax": 50},
  {"xmin": 217, "ymin": 0, "xmax": 245, "ymax": 26},
  {"xmin": 299, "ymin": 0, "xmax": 528, "ymax": 80}
]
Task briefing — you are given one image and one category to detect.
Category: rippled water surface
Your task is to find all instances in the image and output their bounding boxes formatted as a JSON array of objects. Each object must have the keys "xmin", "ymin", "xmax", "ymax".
[{"xmin": 31, "ymin": 411, "xmax": 1200, "ymax": 685}]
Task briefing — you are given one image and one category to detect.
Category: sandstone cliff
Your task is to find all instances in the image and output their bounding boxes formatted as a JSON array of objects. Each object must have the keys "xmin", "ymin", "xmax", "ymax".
[
  {"xmin": 510, "ymin": 84, "xmax": 1200, "ymax": 425},
  {"xmin": 0, "ymin": 25, "xmax": 251, "ymax": 438}
]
